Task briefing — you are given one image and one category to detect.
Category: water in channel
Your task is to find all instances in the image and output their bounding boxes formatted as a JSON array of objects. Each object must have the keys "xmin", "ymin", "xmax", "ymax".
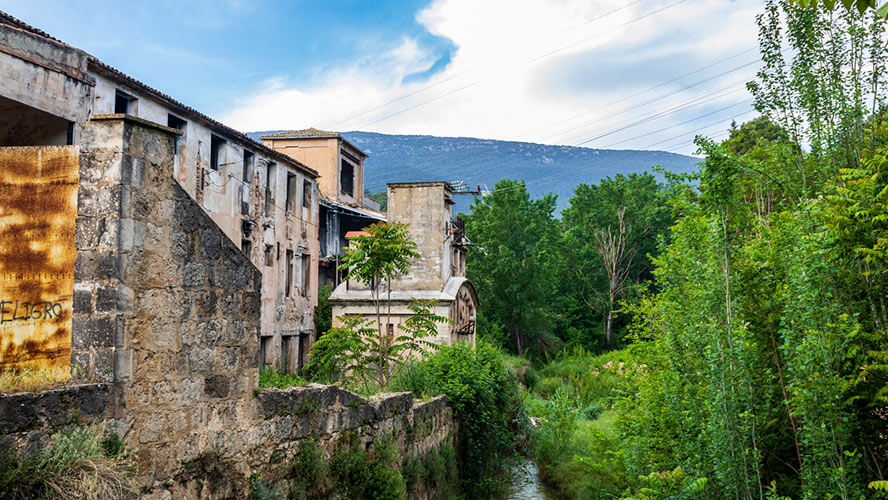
[{"xmin": 508, "ymin": 458, "xmax": 557, "ymax": 500}]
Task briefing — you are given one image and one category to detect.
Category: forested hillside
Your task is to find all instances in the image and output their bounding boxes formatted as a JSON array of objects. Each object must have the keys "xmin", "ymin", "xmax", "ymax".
[
  {"xmin": 247, "ymin": 131, "xmax": 699, "ymax": 214},
  {"xmin": 462, "ymin": 1, "xmax": 888, "ymax": 499}
]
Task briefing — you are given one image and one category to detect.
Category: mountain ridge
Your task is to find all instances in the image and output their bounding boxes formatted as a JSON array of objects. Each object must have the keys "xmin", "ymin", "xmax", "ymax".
[{"xmin": 247, "ymin": 130, "xmax": 701, "ymax": 214}]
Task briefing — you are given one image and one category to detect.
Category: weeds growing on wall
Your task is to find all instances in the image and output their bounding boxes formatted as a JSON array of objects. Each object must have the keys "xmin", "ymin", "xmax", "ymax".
[
  {"xmin": 258, "ymin": 366, "xmax": 307, "ymax": 390},
  {"xmin": 0, "ymin": 424, "xmax": 137, "ymax": 500},
  {"xmin": 402, "ymin": 443, "xmax": 460, "ymax": 499},
  {"xmin": 0, "ymin": 364, "xmax": 71, "ymax": 393},
  {"xmin": 328, "ymin": 433, "xmax": 405, "ymax": 500}
]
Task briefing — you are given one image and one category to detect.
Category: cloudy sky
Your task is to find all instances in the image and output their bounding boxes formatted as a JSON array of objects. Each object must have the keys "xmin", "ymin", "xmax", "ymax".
[{"xmin": 1, "ymin": 0, "xmax": 764, "ymax": 154}]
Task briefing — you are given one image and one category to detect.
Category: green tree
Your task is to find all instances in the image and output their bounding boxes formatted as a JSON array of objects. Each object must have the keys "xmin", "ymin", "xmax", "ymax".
[
  {"xmin": 558, "ymin": 173, "xmax": 672, "ymax": 350},
  {"xmin": 465, "ymin": 179, "xmax": 559, "ymax": 357}
]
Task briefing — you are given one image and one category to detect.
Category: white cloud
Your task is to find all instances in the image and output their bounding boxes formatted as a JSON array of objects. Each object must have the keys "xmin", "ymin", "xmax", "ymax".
[{"xmin": 221, "ymin": 0, "xmax": 764, "ymax": 153}]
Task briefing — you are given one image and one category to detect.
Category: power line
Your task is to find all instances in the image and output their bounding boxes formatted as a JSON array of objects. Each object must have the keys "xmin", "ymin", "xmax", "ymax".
[
  {"xmin": 641, "ymin": 108, "xmax": 757, "ymax": 149},
  {"xmin": 510, "ymin": 47, "xmax": 758, "ymax": 141},
  {"xmin": 322, "ymin": 0, "xmax": 647, "ymax": 130},
  {"xmin": 572, "ymin": 83, "xmax": 750, "ymax": 146},
  {"xmin": 598, "ymin": 98, "xmax": 754, "ymax": 148},
  {"xmin": 354, "ymin": 0, "xmax": 691, "ymax": 130},
  {"xmin": 541, "ymin": 58, "xmax": 762, "ymax": 143}
]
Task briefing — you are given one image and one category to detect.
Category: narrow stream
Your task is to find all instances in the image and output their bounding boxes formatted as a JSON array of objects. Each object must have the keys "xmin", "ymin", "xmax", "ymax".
[{"xmin": 508, "ymin": 458, "xmax": 557, "ymax": 500}]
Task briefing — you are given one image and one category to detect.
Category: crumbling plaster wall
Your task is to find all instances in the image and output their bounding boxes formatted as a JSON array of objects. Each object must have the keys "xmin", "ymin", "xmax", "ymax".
[{"xmin": 91, "ymin": 73, "xmax": 320, "ymax": 370}]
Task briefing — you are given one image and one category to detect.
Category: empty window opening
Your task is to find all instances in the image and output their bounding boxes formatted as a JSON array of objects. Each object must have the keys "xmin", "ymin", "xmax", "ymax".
[
  {"xmin": 0, "ymin": 95, "xmax": 71, "ymax": 146},
  {"xmin": 265, "ymin": 161, "xmax": 276, "ymax": 217},
  {"xmin": 241, "ymin": 239, "xmax": 252, "ymax": 258},
  {"xmin": 286, "ymin": 250, "xmax": 294, "ymax": 297},
  {"xmin": 167, "ymin": 113, "xmax": 186, "ymax": 156},
  {"xmin": 210, "ymin": 135, "xmax": 225, "ymax": 170},
  {"xmin": 281, "ymin": 336, "xmax": 291, "ymax": 373},
  {"xmin": 243, "ymin": 150, "xmax": 254, "ymax": 183},
  {"xmin": 259, "ymin": 336, "xmax": 272, "ymax": 369},
  {"xmin": 264, "ymin": 245, "xmax": 274, "ymax": 267},
  {"xmin": 301, "ymin": 254, "xmax": 310, "ymax": 297},
  {"xmin": 285, "ymin": 172, "xmax": 296, "ymax": 213},
  {"xmin": 114, "ymin": 90, "xmax": 137, "ymax": 115},
  {"xmin": 302, "ymin": 180, "xmax": 312, "ymax": 209},
  {"xmin": 340, "ymin": 159, "xmax": 354, "ymax": 197}
]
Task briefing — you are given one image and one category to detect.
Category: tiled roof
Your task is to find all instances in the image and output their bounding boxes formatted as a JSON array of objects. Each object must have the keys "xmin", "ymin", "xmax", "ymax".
[
  {"xmin": 0, "ymin": 9, "xmax": 319, "ymax": 179},
  {"xmin": 260, "ymin": 128, "xmax": 340, "ymax": 140}
]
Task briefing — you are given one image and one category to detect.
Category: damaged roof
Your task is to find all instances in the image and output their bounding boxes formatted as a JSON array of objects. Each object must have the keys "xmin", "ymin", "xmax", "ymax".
[{"xmin": 0, "ymin": 9, "xmax": 319, "ymax": 179}]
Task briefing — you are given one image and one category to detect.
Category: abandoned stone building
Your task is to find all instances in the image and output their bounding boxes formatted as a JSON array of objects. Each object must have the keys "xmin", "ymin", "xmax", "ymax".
[
  {"xmin": 261, "ymin": 129, "xmax": 386, "ymax": 288},
  {"xmin": 0, "ymin": 11, "xmax": 319, "ymax": 374},
  {"xmin": 330, "ymin": 181, "xmax": 478, "ymax": 347},
  {"xmin": 0, "ymin": 11, "xmax": 458, "ymax": 499}
]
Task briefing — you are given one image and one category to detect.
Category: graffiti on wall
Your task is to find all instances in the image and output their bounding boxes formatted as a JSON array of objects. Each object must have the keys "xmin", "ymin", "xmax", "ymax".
[{"xmin": 0, "ymin": 146, "xmax": 79, "ymax": 371}]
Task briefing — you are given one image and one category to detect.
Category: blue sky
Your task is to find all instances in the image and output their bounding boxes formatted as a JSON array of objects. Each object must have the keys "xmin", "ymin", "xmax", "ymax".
[{"xmin": 0, "ymin": 0, "xmax": 764, "ymax": 154}]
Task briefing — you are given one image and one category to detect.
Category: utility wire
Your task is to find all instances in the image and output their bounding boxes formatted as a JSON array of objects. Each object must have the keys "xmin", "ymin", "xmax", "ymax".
[
  {"xmin": 322, "ymin": 0, "xmax": 647, "ymax": 129},
  {"xmin": 354, "ymin": 0, "xmax": 690, "ymax": 129},
  {"xmin": 511, "ymin": 46, "xmax": 758, "ymax": 141}
]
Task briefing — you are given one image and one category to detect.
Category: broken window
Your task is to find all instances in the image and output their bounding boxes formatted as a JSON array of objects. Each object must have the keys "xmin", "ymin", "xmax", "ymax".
[
  {"xmin": 302, "ymin": 180, "xmax": 312, "ymax": 209},
  {"xmin": 243, "ymin": 150, "xmax": 254, "ymax": 182},
  {"xmin": 286, "ymin": 250, "xmax": 294, "ymax": 297},
  {"xmin": 285, "ymin": 172, "xmax": 296, "ymax": 213},
  {"xmin": 114, "ymin": 90, "xmax": 137, "ymax": 115},
  {"xmin": 301, "ymin": 254, "xmax": 310, "ymax": 297},
  {"xmin": 210, "ymin": 134, "xmax": 225, "ymax": 170},
  {"xmin": 340, "ymin": 159, "xmax": 354, "ymax": 197},
  {"xmin": 264, "ymin": 245, "xmax": 274, "ymax": 267}
]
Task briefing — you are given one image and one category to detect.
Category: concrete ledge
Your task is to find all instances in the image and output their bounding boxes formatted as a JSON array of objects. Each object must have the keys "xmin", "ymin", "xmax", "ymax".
[
  {"xmin": 0, "ymin": 383, "xmax": 111, "ymax": 433},
  {"xmin": 90, "ymin": 113, "xmax": 183, "ymax": 136}
]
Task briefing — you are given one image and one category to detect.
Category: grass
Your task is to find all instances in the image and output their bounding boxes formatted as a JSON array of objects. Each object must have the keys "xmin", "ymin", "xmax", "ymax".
[
  {"xmin": 0, "ymin": 424, "xmax": 137, "ymax": 500},
  {"xmin": 258, "ymin": 367, "xmax": 307, "ymax": 390},
  {"xmin": 0, "ymin": 365, "xmax": 71, "ymax": 393},
  {"xmin": 529, "ymin": 348, "xmax": 632, "ymax": 500}
]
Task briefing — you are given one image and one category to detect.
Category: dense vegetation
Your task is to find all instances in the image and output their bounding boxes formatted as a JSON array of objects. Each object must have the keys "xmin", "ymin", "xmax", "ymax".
[
  {"xmin": 463, "ymin": 2, "xmax": 888, "ymax": 498},
  {"xmin": 392, "ymin": 341, "xmax": 530, "ymax": 499}
]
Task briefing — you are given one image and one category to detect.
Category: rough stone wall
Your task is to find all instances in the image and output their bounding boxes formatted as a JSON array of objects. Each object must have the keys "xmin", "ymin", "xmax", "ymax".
[{"xmin": 82, "ymin": 116, "xmax": 264, "ymax": 485}]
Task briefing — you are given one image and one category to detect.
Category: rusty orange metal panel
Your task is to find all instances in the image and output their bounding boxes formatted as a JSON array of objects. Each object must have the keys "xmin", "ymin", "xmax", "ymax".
[{"xmin": 0, "ymin": 146, "xmax": 79, "ymax": 372}]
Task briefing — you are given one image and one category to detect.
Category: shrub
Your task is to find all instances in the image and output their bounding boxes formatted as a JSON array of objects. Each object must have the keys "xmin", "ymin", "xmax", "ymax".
[
  {"xmin": 288, "ymin": 439, "xmax": 326, "ymax": 499},
  {"xmin": 0, "ymin": 424, "xmax": 137, "ymax": 500},
  {"xmin": 392, "ymin": 341, "xmax": 529, "ymax": 499},
  {"xmin": 328, "ymin": 433, "xmax": 405, "ymax": 500}
]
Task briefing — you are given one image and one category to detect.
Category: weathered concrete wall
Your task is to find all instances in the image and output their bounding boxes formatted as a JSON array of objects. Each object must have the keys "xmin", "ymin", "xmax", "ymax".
[
  {"xmin": 0, "ymin": 23, "xmax": 94, "ymax": 127},
  {"xmin": 387, "ymin": 182, "xmax": 451, "ymax": 291}
]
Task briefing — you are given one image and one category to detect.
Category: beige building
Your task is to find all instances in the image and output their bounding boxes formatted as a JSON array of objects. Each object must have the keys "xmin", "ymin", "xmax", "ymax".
[
  {"xmin": 330, "ymin": 182, "xmax": 478, "ymax": 347},
  {"xmin": 261, "ymin": 129, "xmax": 385, "ymax": 288},
  {"xmin": 0, "ymin": 11, "xmax": 318, "ymax": 373}
]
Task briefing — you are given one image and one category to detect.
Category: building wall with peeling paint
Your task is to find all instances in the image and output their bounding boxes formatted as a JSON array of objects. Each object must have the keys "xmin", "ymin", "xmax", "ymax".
[
  {"xmin": 0, "ymin": 17, "xmax": 319, "ymax": 374},
  {"xmin": 0, "ymin": 146, "xmax": 79, "ymax": 372}
]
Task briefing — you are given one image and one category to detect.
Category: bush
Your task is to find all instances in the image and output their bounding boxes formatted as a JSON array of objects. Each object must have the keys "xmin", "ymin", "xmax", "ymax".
[
  {"xmin": 288, "ymin": 439, "xmax": 326, "ymax": 500},
  {"xmin": 328, "ymin": 433, "xmax": 405, "ymax": 500},
  {"xmin": 0, "ymin": 424, "xmax": 137, "ymax": 500},
  {"xmin": 392, "ymin": 341, "xmax": 529, "ymax": 499}
]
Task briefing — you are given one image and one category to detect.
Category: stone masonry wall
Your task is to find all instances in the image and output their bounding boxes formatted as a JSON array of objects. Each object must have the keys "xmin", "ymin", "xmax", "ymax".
[{"xmin": 11, "ymin": 116, "xmax": 457, "ymax": 500}]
